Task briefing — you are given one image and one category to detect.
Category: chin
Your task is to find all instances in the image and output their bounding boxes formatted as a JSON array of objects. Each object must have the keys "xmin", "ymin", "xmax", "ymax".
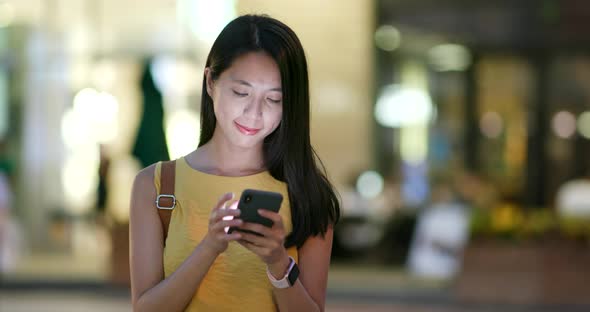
[{"xmin": 231, "ymin": 136, "xmax": 264, "ymax": 149}]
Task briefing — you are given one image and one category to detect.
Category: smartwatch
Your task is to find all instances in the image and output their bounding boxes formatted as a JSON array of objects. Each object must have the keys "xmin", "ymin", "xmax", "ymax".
[{"xmin": 267, "ymin": 256, "xmax": 299, "ymax": 289}]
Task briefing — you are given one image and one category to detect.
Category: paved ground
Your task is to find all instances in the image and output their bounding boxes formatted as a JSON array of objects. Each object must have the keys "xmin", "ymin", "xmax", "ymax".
[
  {"xmin": 2, "ymin": 290, "xmax": 589, "ymax": 312},
  {"xmin": 2, "ymin": 265, "xmax": 589, "ymax": 311}
]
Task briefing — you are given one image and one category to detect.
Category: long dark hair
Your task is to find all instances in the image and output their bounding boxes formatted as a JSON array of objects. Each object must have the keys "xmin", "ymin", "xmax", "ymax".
[{"xmin": 198, "ymin": 14, "xmax": 340, "ymax": 248}]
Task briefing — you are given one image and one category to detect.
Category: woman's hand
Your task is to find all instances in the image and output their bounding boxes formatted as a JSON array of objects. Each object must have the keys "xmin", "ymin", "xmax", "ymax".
[
  {"xmin": 201, "ymin": 192, "xmax": 243, "ymax": 255},
  {"xmin": 237, "ymin": 210, "xmax": 291, "ymax": 278}
]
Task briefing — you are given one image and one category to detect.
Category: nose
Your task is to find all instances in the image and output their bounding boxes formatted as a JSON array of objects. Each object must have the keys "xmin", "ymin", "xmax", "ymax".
[{"xmin": 243, "ymin": 97, "xmax": 263, "ymax": 119}]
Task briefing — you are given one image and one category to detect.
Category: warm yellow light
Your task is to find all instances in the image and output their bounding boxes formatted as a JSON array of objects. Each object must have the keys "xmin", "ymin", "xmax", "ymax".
[
  {"xmin": 177, "ymin": 0, "xmax": 236, "ymax": 44},
  {"xmin": 72, "ymin": 88, "xmax": 119, "ymax": 143},
  {"xmin": 62, "ymin": 149, "xmax": 99, "ymax": 214},
  {"xmin": 107, "ymin": 156, "xmax": 141, "ymax": 223},
  {"xmin": 400, "ymin": 125, "xmax": 428, "ymax": 164},
  {"xmin": 61, "ymin": 108, "xmax": 92, "ymax": 150},
  {"xmin": 428, "ymin": 44, "xmax": 472, "ymax": 72},
  {"xmin": 0, "ymin": 3, "xmax": 14, "ymax": 28},
  {"xmin": 577, "ymin": 111, "xmax": 590, "ymax": 139},
  {"xmin": 73, "ymin": 88, "xmax": 99, "ymax": 111},
  {"xmin": 151, "ymin": 56, "xmax": 202, "ymax": 96},
  {"xmin": 165, "ymin": 109, "xmax": 200, "ymax": 159},
  {"xmin": 375, "ymin": 85, "xmax": 434, "ymax": 128},
  {"xmin": 92, "ymin": 92, "xmax": 119, "ymax": 143},
  {"xmin": 68, "ymin": 27, "xmax": 92, "ymax": 55},
  {"xmin": 91, "ymin": 60, "xmax": 118, "ymax": 91}
]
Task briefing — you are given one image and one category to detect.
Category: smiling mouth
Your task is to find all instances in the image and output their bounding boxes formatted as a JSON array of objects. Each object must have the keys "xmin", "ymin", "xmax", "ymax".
[{"xmin": 234, "ymin": 122, "xmax": 261, "ymax": 136}]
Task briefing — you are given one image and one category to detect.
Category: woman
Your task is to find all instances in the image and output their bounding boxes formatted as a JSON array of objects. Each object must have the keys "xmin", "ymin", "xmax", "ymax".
[{"xmin": 130, "ymin": 14, "xmax": 340, "ymax": 311}]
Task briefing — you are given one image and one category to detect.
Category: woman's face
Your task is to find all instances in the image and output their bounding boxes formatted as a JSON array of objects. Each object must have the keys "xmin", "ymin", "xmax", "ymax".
[{"xmin": 206, "ymin": 52, "xmax": 283, "ymax": 149}]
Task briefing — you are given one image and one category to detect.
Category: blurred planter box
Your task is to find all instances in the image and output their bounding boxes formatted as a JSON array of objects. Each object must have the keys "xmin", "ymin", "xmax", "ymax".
[{"xmin": 454, "ymin": 240, "xmax": 590, "ymax": 305}]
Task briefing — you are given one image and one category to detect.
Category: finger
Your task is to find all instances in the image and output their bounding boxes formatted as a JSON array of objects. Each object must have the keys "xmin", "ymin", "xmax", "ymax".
[
  {"xmin": 219, "ymin": 200, "xmax": 240, "ymax": 222},
  {"xmin": 211, "ymin": 201, "xmax": 240, "ymax": 223},
  {"xmin": 239, "ymin": 231, "xmax": 272, "ymax": 246},
  {"xmin": 210, "ymin": 194, "xmax": 235, "ymax": 221},
  {"xmin": 217, "ymin": 232, "xmax": 242, "ymax": 241},
  {"xmin": 214, "ymin": 206, "xmax": 241, "ymax": 221},
  {"xmin": 239, "ymin": 240, "xmax": 269, "ymax": 256},
  {"xmin": 237, "ymin": 240, "xmax": 250, "ymax": 250},
  {"xmin": 227, "ymin": 200, "xmax": 239, "ymax": 210},
  {"xmin": 213, "ymin": 192, "xmax": 235, "ymax": 211},
  {"xmin": 211, "ymin": 218, "xmax": 243, "ymax": 232},
  {"xmin": 239, "ymin": 222, "xmax": 273, "ymax": 237},
  {"xmin": 257, "ymin": 209, "xmax": 284, "ymax": 228}
]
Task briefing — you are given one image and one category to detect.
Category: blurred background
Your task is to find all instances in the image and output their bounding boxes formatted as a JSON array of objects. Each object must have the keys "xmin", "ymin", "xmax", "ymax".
[{"xmin": 0, "ymin": 0, "xmax": 589, "ymax": 311}]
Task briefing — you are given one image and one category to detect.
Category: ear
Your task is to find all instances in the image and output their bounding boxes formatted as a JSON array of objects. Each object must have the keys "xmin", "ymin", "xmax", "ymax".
[{"xmin": 204, "ymin": 67, "xmax": 214, "ymax": 97}]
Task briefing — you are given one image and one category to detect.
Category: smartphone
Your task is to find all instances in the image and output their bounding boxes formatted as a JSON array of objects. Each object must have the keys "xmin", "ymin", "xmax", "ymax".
[{"xmin": 227, "ymin": 189, "xmax": 283, "ymax": 236}]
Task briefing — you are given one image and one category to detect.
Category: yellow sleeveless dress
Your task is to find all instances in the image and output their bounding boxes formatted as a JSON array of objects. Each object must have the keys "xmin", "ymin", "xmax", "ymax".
[{"xmin": 154, "ymin": 157, "xmax": 298, "ymax": 311}]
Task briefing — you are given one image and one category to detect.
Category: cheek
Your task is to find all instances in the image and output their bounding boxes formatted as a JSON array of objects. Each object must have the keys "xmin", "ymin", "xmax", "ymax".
[
  {"xmin": 267, "ymin": 109, "xmax": 283, "ymax": 131},
  {"xmin": 214, "ymin": 96, "xmax": 242, "ymax": 120}
]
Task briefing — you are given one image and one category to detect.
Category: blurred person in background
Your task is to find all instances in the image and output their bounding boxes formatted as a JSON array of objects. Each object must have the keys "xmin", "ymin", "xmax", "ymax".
[
  {"xmin": 129, "ymin": 14, "xmax": 340, "ymax": 312},
  {"xmin": 96, "ymin": 144, "xmax": 111, "ymax": 222},
  {"xmin": 407, "ymin": 174, "xmax": 470, "ymax": 279}
]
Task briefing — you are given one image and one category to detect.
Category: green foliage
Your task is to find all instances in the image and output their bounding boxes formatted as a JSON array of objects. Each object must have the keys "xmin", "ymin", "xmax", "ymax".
[{"xmin": 470, "ymin": 204, "xmax": 590, "ymax": 243}]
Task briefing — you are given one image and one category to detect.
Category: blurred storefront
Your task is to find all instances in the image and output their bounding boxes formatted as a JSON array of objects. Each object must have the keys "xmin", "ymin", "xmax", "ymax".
[
  {"xmin": 368, "ymin": 0, "xmax": 590, "ymax": 305},
  {"xmin": 0, "ymin": 0, "xmax": 375, "ymax": 284},
  {"xmin": 373, "ymin": 0, "xmax": 590, "ymax": 211}
]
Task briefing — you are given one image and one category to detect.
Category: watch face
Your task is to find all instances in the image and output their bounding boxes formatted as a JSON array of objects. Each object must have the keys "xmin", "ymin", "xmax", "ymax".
[{"xmin": 287, "ymin": 262, "xmax": 300, "ymax": 286}]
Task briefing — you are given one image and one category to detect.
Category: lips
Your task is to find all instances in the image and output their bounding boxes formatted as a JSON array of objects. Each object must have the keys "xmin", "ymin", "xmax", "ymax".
[{"xmin": 234, "ymin": 122, "xmax": 261, "ymax": 136}]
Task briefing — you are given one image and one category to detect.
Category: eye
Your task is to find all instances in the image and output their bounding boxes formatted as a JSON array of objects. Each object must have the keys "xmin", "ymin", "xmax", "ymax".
[
  {"xmin": 267, "ymin": 98, "xmax": 282, "ymax": 104},
  {"xmin": 232, "ymin": 90, "xmax": 248, "ymax": 97}
]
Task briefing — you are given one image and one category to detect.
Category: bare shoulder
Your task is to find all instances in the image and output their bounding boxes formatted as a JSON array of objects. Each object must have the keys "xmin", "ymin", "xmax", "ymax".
[
  {"xmin": 130, "ymin": 163, "xmax": 159, "ymax": 224},
  {"xmin": 133, "ymin": 163, "xmax": 157, "ymax": 193}
]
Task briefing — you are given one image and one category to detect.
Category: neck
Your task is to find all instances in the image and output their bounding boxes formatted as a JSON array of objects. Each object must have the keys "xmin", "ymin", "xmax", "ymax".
[{"xmin": 196, "ymin": 129, "xmax": 265, "ymax": 176}]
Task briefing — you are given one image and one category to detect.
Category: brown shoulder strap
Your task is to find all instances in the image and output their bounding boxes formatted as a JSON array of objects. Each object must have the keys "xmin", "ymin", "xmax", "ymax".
[{"xmin": 157, "ymin": 160, "xmax": 176, "ymax": 244}]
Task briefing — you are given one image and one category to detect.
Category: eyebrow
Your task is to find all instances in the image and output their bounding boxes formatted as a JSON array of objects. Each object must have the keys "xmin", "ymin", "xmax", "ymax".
[{"xmin": 231, "ymin": 78, "xmax": 282, "ymax": 92}]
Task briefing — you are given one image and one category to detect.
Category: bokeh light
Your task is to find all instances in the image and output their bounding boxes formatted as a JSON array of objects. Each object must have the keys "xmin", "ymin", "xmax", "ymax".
[
  {"xmin": 375, "ymin": 85, "xmax": 434, "ymax": 128},
  {"xmin": 374, "ymin": 25, "xmax": 401, "ymax": 52},
  {"xmin": 165, "ymin": 109, "xmax": 200, "ymax": 159},
  {"xmin": 577, "ymin": 111, "xmax": 590, "ymax": 139},
  {"xmin": 62, "ymin": 148, "xmax": 100, "ymax": 214},
  {"xmin": 177, "ymin": 0, "xmax": 236, "ymax": 44},
  {"xmin": 552, "ymin": 111, "xmax": 576, "ymax": 139},
  {"xmin": 151, "ymin": 56, "xmax": 202, "ymax": 97},
  {"xmin": 0, "ymin": 2, "xmax": 15, "ymax": 28},
  {"xmin": 428, "ymin": 44, "xmax": 472, "ymax": 72},
  {"xmin": 356, "ymin": 171, "xmax": 384, "ymax": 199},
  {"xmin": 401, "ymin": 125, "xmax": 429, "ymax": 164},
  {"xmin": 72, "ymin": 88, "xmax": 119, "ymax": 143},
  {"xmin": 480, "ymin": 111, "xmax": 504, "ymax": 138}
]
